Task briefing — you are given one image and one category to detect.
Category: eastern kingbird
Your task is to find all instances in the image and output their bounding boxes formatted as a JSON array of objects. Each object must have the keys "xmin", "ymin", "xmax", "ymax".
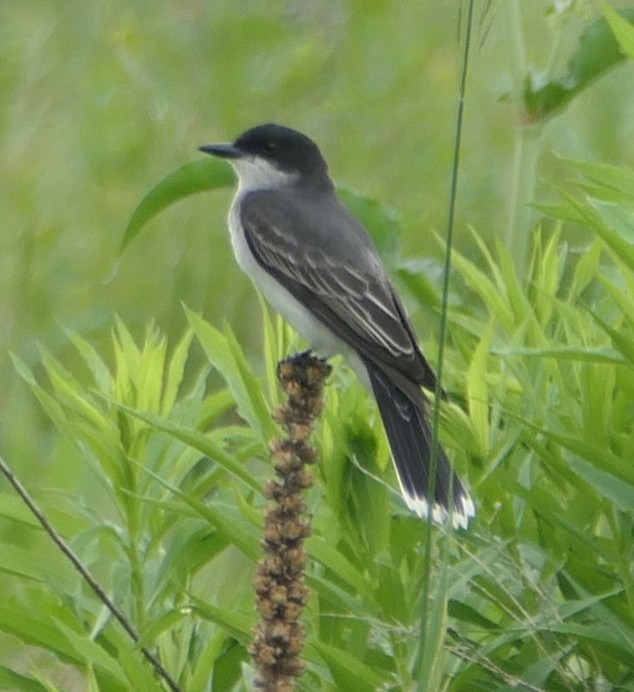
[{"xmin": 200, "ymin": 123, "xmax": 474, "ymax": 528}]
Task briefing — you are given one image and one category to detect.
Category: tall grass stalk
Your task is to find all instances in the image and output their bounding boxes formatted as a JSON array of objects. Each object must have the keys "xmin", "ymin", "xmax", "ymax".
[{"xmin": 416, "ymin": 0, "xmax": 475, "ymax": 687}]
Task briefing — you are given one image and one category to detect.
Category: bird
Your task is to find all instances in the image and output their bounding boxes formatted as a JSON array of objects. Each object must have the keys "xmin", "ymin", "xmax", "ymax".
[{"xmin": 199, "ymin": 123, "xmax": 474, "ymax": 528}]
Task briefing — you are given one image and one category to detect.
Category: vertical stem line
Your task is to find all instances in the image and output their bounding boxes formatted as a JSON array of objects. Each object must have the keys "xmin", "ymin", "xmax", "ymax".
[{"xmin": 415, "ymin": 0, "xmax": 475, "ymax": 684}]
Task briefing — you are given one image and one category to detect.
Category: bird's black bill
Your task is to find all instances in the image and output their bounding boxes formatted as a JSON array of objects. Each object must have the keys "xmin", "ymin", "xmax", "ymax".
[{"xmin": 199, "ymin": 143, "xmax": 243, "ymax": 159}]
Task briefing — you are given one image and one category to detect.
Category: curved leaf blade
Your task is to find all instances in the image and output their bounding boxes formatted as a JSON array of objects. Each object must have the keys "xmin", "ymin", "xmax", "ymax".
[{"xmin": 121, "ymin": 158, "xmax": 235, "ymax": 252}]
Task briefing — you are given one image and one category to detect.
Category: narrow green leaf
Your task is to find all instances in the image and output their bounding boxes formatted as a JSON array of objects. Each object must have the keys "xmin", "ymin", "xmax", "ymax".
[
  {"xmin": 114, "ymin": 644, "xmax": 166, "ymax": 692},
  {"xmin": 520, "ymin": 648, "xmax": 570, "ymax": 688},
  {"xmin": 12, "ymin": 356, "xmax": 76, "ymax": 441},
  {"xmin": 592, "ymin": 312, "xmax": 634, "ymax": 364},
  {"xmin": 467, "ymin": 321, "xmax": 492, "ymax": 456},
  {"xmin": 0, "ymin": 602, "xmax": 110, "ymax": 674},
  {"xmin": 0, "ymin": 666, "xmax": 48, "ymax": 692},
  {"xmin": 153, "ymin": 528, "xmax": 228, "ymax": 597},
  {"xmin": 567, "ymin": 456, "xmax": 634, "ymax": 512},
  {"xmin": 568, "ymin": 238, "xmax": 603, "ymax": 297},
  {"xmin": 189, "ymin": 595, "xmax": 254, "ymax": 644},
  {"xmin": 108, "ymin": 400, "xmax": 262, "ymax": 493},
  {"xmin": 40, "ymin": 348, "xmax": 112, "ymax": 432},
  {"xmin": 137, "ymin": 608, "xmax": 189, "ymax": 648},
  {"xmin": 603, "ymin": 2, "xmax": 634, "ymax": 59},
  {"xmin": 0, "ymin": 494, "xmax": 40, "ymax": 527},
  {"xmin": 0, "ymin": 545, "xmax": 64, "ymax": 583},
  {"xmin": 121, "ymin": 158, "xmax": 235, "ymax": 252},
  {"xmin": 491, "ymin": 345, "xmax": 624, "ymax": 364},
  {"xmin": 450, "ymin": 246, "xmax": 514, "ymax": 329},
  {"xmin": 198, "ymin": 388, "xmax": 235, "ymax": 429},
  {"xmin": 186, "ymin": 631, "xmax": 233, "ymax": 692},
  {"xmin": 416, "ymin": 567, "xmax": 447, "ymax": 691},
  {"xmin": 534, "ymin": 621, "xmax": 631, "ymax": 657},
  {"xmin": 305, "ymin": 573, "xmax": 372, "ymax": 617},
  {"xmin": 131, "ymin": 452, "xmax": 261, "ymax": 558},
  {"xmin": 53, "ymin": 618, "xmax": 132, "ymax": 687},
  {"xmin": 10, "ymin": 352, "xmax": 37, "ymax": 386},
  {"xmin": 162, "ymin": 328, "xmax": 194, "ymax": 416},
  {"xmin": 311, "ymin": 640, "xmax": 387, "ymax": 691},
  {"xmin": 67, "ymin": 331, "xmax": 113, "ymax": 394},
  {"xmin": 448, "ymin": 599, "xmax": 498, "ymax": 630},
  {"xmin": 223, "ymin": 322, "xmax": 278, "ymax": 439},
  {"xmin": 260, "ymin": 296, "xmax": 282, "ymax": 406},
  {"xmin": 566, "ymin": 157, "xmax": 634, "ymax": 201},
  {"xmin": 305, "ymin": 536, "xmax": 377, "ymax": 607},
  {"xmin": 561, "ymin": 192, "xmax": 634, "ymax": 271},
  {"xmin": 568, "ymin": 7, "xmax": 634, "ymax": 84},
  {"xmin": 187, "ymin": 308, "xmax": 276, "ymax": 439}
]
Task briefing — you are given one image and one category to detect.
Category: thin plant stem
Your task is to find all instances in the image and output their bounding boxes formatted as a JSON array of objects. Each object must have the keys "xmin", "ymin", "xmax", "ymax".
[
  {"xmin": 414, "ymin": 0, "xmax": 475, "ymax": 684},
  {"xmin": 0, "ymin": 453, "xmax": 182, "ymax": 692},
  {"xmin": 504, "ymin": 0, "xmax": 542, "ymax": 279}
]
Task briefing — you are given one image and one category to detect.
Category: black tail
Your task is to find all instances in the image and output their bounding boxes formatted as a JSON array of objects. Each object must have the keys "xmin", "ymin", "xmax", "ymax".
[{"xmin": 366, "ymin": 363, "xmax": 474, "ymax": 528}]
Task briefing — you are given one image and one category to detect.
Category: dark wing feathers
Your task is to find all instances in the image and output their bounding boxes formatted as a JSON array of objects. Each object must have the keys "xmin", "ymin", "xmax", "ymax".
[
  {"xmin": 240, "ymin": 189, "xmax": 438, "ymax": 391},
  {"xmin": 239, "ymin": 187, "xmax": 473, "ymax": 526}
]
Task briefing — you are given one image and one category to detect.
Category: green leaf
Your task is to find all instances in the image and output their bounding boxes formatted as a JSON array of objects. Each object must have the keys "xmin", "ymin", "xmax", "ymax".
[
  {"xmin": 0, "ymin": 493, "xmax": 40, "ymax": 528},
  {"xmin": 0, "ymin": 666, "xmax": 48, "ymax": 692},
  {"xmin": 533, "ymin": 621, "xmax": 632, "ymax": 660},
  {"xmin": 305, "ymin": 573, "xmax": 372, "ymax": 617},
  {"xmin": 560, "ymin": 192, "xmax": 634, "ymax": 271},
  {"xmin": 189, "ymin": 595, "xmax": 254, "ymax": 644},
  {"xmin": 467, "ymin": 321, "xmax": 492, "ymax": 455},
  {"xmin": 53, "ymin": 618, "xmax": 139, "ymax": 688},
  {"xmin": 0, "ymin": 600, "xmax": 123, "ymax": 683},
  {"xmin": 450, "ymin": 247, "xmax": 514, "ymax": 329},
  {"xmin": 593, "ymin": 312, "xmax": 634, "ymax": 364},
  {"xmin": 133, "ymin": 453, "xmax": 261, "ymax": 558},
  {"xmin": 0, "ymin": 544, "xmax": 65, "ymax": 583},
  {"xmin": 187, "ymin": 308, "xmax": 277, "ymax": 440},
  {"xmin": 603, "ymin": 2, "xmax": 634, "ymax": 59},
  {"xmin": 491, "ymin": 345, "xmax": 625, "ymax": 364},
  {"xmin": 566, "ymin": 157, "xmax": 634, "ymax": 203},
  {"xmin": 524, "ymin": 8, "xmax": 634, "ymax": 120},
  {"xmin": 416, "ymin": 567, "xmax": 447, "ymax": 691},
  {"xmin": 311, "ymin": 640, "xmax": 387, "ymax": 691},
  {"xmin": 121, "ymin": 158, "xmax": 235, "ymax": 252},
  {"xmin": 67, "ymin": 331, "xmax": 114, "ymax": 394},
  {"xmin": 153, "ymin": 526, "xmax": 228, "ymax": 595},
  {"xmin": 137, "ymin": 608, "xmax": 189, "ymax": 648},
  {"xmin": 223, "ymin": 322, "xmax": 278, "ymax": 439},
  {"xmin": 567, "ymin": 7, "xmax": 634, "ymax": 83},
  {"xmin": 40, "ymin": 347, "xmax": 112, "ymax": 432},
  {"xmin": 567, "ymin": 456, "xmax": 634, "ymax": 512},
  {"xmin": 162, "ymin": 328, "xmax": 194, "ymax": 416},
  {"xmin": 305, "ymin": 536, "xmax": 377, "ymax": 607},
  {"xmin": 108, "ymin": 400, "xmax": 262, "ymax": 493}
]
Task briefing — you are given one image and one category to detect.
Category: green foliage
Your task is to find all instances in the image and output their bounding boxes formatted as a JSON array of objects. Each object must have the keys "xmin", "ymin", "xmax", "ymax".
[
  {"xmin": 7, "ymin": 321, "xmax": 263, "ymax": 690},
  {"xmin": 121, "ymin": 160, "xmax": 235, "ymax": 253},
  {"xmin": 2, "ymin": 2, "xmax": 634, "ymax": 690},
  {"xmin": 523, "ymin": 6, "xmax": 634, "ymax": 121},
  {"xmin": 3, "ymin": 153, "xmax": 634, "ymax": 688}
]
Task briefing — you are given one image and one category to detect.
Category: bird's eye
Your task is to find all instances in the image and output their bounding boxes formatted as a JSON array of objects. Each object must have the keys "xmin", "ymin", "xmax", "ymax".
[{"xmin": 263, "ymin": 141, "xmax": 277, "ymax": 154}]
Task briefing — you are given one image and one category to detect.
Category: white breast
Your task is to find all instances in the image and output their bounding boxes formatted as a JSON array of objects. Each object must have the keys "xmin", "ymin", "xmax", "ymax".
[{"xmin": 227, "ymin": 192, "xmax": 368, "ymax": 386}]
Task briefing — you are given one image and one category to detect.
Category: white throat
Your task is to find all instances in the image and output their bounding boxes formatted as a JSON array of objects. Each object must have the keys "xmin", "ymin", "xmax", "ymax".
[{"xmin": 232, "ymin": 156, "xmax": 297, "ymax": 194}]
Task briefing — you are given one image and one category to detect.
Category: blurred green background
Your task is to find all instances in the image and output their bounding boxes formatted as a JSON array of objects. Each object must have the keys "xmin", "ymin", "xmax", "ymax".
[{"xmin": 2, "ymin": 0, "xmax": 633, "ymax": 515}]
